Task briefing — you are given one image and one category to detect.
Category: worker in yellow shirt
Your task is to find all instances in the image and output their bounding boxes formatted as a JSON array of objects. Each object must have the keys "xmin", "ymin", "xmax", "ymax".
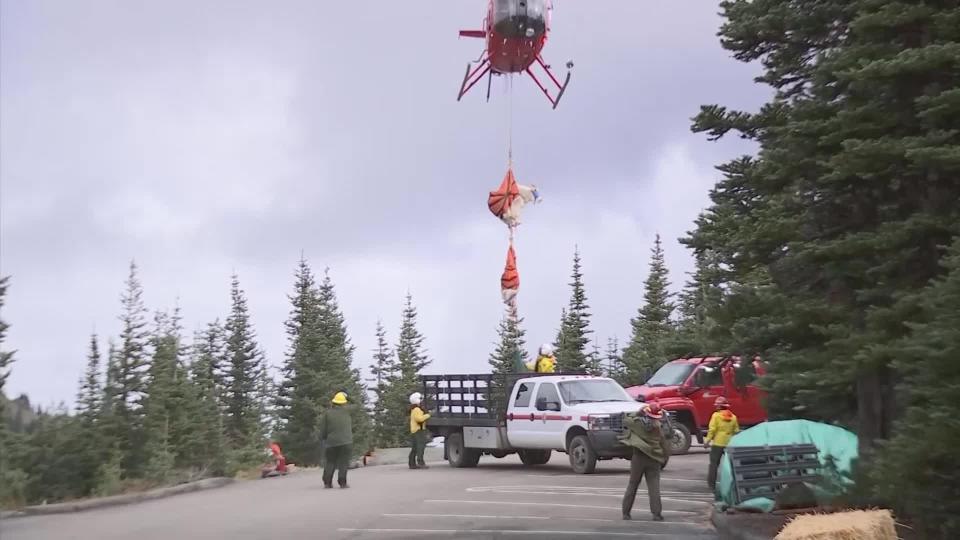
[
  {"xmin": 704, "ymin": 396, "xmax": 740, "ymax": 490},
  {"xmin": 535, "ymin": 343, "xmax": 557, "ymax": 373},
  {"xmin": 409, "ymin": 392, "xmax": 431, "ymax": 469}
]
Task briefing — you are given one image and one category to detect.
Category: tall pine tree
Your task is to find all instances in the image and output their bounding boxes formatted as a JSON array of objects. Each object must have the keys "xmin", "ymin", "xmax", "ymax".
[
  {"xmin": 488, "ymin": 316, "xmax": 529, "ymax": 416},
  {"xmin": 106, "ymin": 261, "xmax": 150, "ymax": 475},
  {"xmin": 76, "ymin": 333, "xmax": 102, "ymax": 424},
  {"xmin": 380, "ymin": 293, "xmax": 431, "ymax": 446},
  {"xmin": 622, "ymin": 234, "xmax": 675, "ymax": 384},
  {"xmin": 187, "ymin": 322, "xmax": 228, "ymax": 475},
  {"xmin": 222, "ymin": 274, "xmax": 268, "ymax": 454},
  {"xmin": 604, "ymin": 337, "xmax": 626, "ymax": 384},
  {"xmin": 671, "ymin": 250, "xmax": 723, "ymax": 356},
  {"xmin": 368, "ymin": 320, "xmax": 394, "ymax": 448},
  {"xmin": 275, "ymin": 258, "xmax": 324, "ymax": 464},
  {"xmin": 315, "ymin": 268, "xmax": 372, "ymax": 458},
  {"xmin": 0, "ymin": 275, "xmax": 21, "ymax": 505},
  {"xmin": 0, "ymin": 276, "xmax": 15, "ymax": 433},
  {"xmin": 554, "ymin": 247, "xmax": 593, "ymax": 371},
  {"xmin": 688, "ymin": 0, "xmax": 960, "ymax": 531},
  {"xmin": 873, "ymin": 239, "xmax": 960, "ymax": 538}
]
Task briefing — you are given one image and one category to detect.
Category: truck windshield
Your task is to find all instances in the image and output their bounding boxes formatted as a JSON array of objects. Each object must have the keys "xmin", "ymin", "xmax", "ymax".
[
  {"xmin": 645, "ymin": 362, "xmax": 695, "ymax": 387},
  {"xmin": 558, "ymin": 380, "xmax": 633, "ymax": 404}
]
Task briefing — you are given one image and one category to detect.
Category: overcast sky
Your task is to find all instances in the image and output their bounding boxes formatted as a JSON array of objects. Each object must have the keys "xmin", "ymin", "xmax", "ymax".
[{"xmin": 1, "ymin": 1, "xmax": 768, "ymax": 408}]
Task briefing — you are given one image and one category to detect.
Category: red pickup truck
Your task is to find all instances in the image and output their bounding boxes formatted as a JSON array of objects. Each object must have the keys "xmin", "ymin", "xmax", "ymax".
[{"xmin": 626, "ymin": 356, "xmax": 767, "ymax": 454}]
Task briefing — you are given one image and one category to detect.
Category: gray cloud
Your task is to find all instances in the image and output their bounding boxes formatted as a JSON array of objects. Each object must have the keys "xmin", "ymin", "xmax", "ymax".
[{"xmin": 1, "ymin": 1, "xmax": 768, "ymax": 407}]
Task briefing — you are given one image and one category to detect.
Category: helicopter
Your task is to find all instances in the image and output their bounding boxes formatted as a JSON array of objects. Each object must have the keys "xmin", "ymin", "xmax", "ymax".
[{"xmin": 457, "ymin": 0, "xmax": 573, "ymax": 109}]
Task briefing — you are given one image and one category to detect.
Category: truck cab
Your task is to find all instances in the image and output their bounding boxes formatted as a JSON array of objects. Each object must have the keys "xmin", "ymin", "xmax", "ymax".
[
  {"xmin": 626, "ymin": 356, "xmax": 767, "ymax": 454},
  {"xmin": 421, "ymin": 372, "xmax": 655, "ymax": 474},
  {"xmin": 504, "ymin": 374, "xmax": 642, "ymax": 473}
]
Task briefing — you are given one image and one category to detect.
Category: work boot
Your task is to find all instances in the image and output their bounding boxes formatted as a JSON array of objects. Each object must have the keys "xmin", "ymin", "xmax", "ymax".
[
  {"xmin": 652, "ymin": 514, "xmax": 664, "ymax": 522},
  {"xmin": 622, "ymin": 514, "xmax": 632, "ymax": 521},
  {"xmin": 324, "ymin": 484, "xmax": 333, "ymax": 489},
  {"xmin": 339, "ymin": 483, "xmax": 350, "ymax": 489}
]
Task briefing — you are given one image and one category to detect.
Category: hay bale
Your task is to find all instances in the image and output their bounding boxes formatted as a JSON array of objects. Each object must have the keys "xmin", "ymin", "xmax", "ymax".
[{"xmin": 775, "ymin": 509, "xmax": 897, "ymax": 540}]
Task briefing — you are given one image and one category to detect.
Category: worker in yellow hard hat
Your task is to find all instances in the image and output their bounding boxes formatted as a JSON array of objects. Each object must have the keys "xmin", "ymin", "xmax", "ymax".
[{"xmin": 319, "ymin": 391, "xmax": 353, "ymax": 489}]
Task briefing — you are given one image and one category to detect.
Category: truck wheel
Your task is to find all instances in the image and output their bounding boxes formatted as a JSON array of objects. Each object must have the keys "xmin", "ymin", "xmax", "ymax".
[
  {"xmin": 446, "ymin": 432, "xmax": 481, "ymax": 468},
  {"xmin": 491, "ymin": 450, "xmax": 509, "ymax": 459},
  {"xmin": 518, "ymin": 449, "xmax": 552, "ymax": 466},
  {"xmin": 567, "ymin": 435, "xmax": 597, "ymax": 474},
  {"xmin": 669, "ymin": 423, "xmax": 692, "ymax": 455}
]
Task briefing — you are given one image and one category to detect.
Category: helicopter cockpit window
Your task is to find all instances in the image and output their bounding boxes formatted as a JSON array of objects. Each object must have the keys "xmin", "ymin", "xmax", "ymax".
[{"xmin": 493, "ymin": 0, "xmax": 547, "ymax": 38}]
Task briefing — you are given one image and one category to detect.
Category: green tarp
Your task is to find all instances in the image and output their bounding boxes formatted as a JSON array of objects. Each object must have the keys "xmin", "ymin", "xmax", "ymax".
[{"xmin": 715, "ymin": 419, "xmax": 859, "ymax": 511}]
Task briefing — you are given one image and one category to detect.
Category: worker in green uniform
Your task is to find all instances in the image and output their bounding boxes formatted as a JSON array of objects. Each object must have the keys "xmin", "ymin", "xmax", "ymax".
[
  {"xmin": 319, "ymin": 391, "xmax": 353, "ymax": 489},
  {"xmin": 619, "ymin": 402, "xmax": 671, "ymax": 522}
]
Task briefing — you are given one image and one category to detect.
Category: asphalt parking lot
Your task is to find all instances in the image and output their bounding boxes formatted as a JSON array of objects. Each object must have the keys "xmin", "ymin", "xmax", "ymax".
[{"xmin": 2, "ymin": 450, "xmax": 718, "ymax": 540}]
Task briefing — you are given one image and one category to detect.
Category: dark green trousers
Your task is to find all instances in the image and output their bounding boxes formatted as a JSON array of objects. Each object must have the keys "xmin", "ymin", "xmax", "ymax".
[
  {"xmin": 622, "ymin": 449, "xmax": 663, "ymax": 518},
  {"xmin": 409, "ymin": 430, "xmax": 428, "ymax": 468},
  {"xmin": 323, "ymin": 444, "xmax": 352, "ymax": 487}
]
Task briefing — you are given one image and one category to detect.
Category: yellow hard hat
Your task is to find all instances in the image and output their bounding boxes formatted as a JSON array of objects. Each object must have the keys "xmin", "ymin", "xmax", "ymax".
[{"xmin": 331, "ymin": 392, "xmax": 348, "ymax": 405}]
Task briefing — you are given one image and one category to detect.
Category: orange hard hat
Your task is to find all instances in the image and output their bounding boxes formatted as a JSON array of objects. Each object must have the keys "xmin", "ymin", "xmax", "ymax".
[{"xmin": 643, "ymin": 403, "xmax": 664, "ymax": 419}]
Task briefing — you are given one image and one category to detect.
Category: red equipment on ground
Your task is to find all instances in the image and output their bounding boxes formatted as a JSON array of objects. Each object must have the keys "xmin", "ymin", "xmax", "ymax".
[{"xmin": 457, "ymin": 0, "xmax": 572, "ymax": 108}]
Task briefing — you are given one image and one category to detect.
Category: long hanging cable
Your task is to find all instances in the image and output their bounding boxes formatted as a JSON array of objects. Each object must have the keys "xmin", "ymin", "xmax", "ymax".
[{"xmin": 506, "ymin": 74, "xmax": 518, "ymax": 323}]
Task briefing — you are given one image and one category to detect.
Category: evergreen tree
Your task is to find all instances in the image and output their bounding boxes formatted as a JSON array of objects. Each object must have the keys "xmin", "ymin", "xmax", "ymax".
[
  {"xmin": 105, "ymin": 261, "xmax": 150, "ymax": 475},
  {"xmin": 488, "ymin": 316, "xmax": 529, "ymax": 415},
  {"xmin": 76, "ymin": 333, "xmax": 103, "ymax": 424},
  {"xmin": 872, "ymin": 239, "xmax": 960, "ymax": 539},
  {"xmin": 142, "ymin": 308, "xmax": 194, "ymax": 482},
  {"xmin": 0, "ymin": 275, "xmax": 22, "ymax": 505},
  {"xmin": 315, "ymin": 269, "xmax": 372, "ymax": 457},
  {"xmin": 554, "ymin": 248, "xmax": 593, "ymax": 371},
  {"xmin": 187, "ymin": 323, "xmax": 227, "ymax": 475},
  {"xmin": 191, "ymin": 320, "xmax": 226, "ymax": 407},
  {"xmin": 275, "ymin": 258, "xmax": 323, "ymax": 464},
  {"xmin": 670, "ymin": 250, "xmax": 723, "ymax": 356},
  {"xmin": 368, "ymin": 320, "xmax": 394, "ymax": 448},
  {"xmin": 100, "ymin": 339, "xmax": 118, "ymax": 419},
  {"xmin": 688, "ymin": 0, "xmax": 960, "ymax": 530},
  {"xmin": 605, "ymin": 337, "xmax": 626, "ymax": 384},
  {"xmin": 0, "ymin": 276, "xmax": 15, "ymax": 436},
  {"xmin": 381, "ymin": 293, "xmax": 431, "ymax": 446},
  {"xmin": 622, "ymin": 234, "xmax": 675, "ymax": 384},
  {"xmin": 222, "ymin": 274, "xmax": 268, "ymax": 453}
]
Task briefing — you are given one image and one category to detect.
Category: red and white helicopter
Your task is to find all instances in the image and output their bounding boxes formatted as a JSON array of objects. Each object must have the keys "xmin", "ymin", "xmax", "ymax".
[{"xmin": 457, "ymin": 0, "xmax": 573, "ymax": 109}]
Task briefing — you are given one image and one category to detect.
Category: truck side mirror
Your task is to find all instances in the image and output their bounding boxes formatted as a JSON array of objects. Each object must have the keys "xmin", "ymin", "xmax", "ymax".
[{"xmin": 536, "ymin": 397, "xmax": 548, "ymax": 411}]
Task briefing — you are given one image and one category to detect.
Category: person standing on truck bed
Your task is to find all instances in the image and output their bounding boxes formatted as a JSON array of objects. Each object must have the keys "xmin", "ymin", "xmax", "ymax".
[
  {"xmin": 319, "ymin": 391, "xmax": 353, "ymax": 489},
  {"xmin": 409, "ymin": 392, "xmax": 431, "ymax": 469},
  {"xmin": 535, "ymin": 343, "xmax": 557, "ymax": 373},
  {"xmin": 704, "ymin": 396, "xmax": 739, "ymax": 491},
  {"xmin": 620, "ymin": 402, "xmax": 671, "ymax": 522}
]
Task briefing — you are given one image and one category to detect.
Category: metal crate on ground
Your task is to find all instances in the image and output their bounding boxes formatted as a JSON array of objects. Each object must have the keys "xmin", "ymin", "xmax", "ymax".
[{"xmin": 728, "ymin": 443, "xmax": 821, "ymax": 504}]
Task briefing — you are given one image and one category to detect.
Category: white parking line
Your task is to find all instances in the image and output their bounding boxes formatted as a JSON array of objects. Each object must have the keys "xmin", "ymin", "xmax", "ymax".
[
  {"xmin": 338, "ymin": 528, "xmax": 695, "ymax": 537},
  {"xmin": 383, "ymin": 514, "xmax": 712, "ymax": 528},
  {"xmin": 423, "ymin": 499, "xmax": 700, "ymax": 515},
  {"xmin": 524, "ymin": 474, "xmax": 707, "ymax": 484},
  {"xmin": 463, "ymin": 486, "xmax": 711, "ymax": 505}
]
